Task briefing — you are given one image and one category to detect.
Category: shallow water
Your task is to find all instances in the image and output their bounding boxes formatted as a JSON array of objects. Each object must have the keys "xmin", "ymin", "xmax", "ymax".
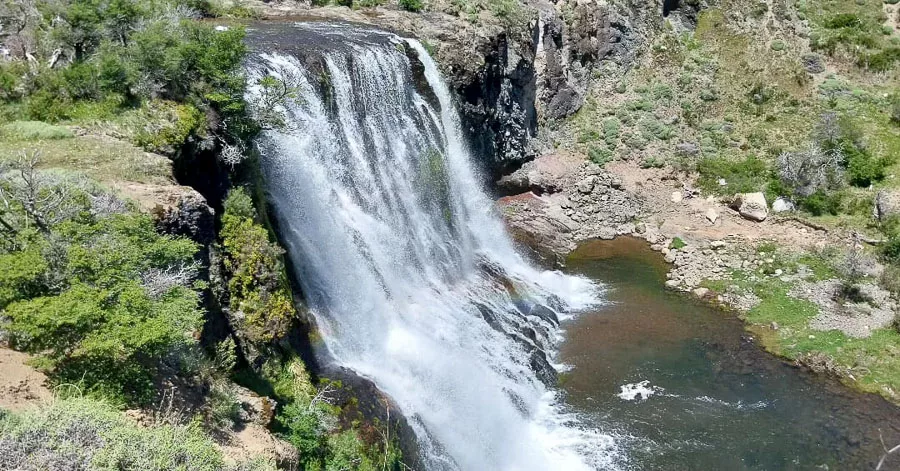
[{"xmin": 561, "ymin": 237, "xmax": 900, "ymax": 470}]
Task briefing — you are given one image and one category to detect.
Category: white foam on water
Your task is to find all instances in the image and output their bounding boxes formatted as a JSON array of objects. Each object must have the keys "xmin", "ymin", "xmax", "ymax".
[{"xmin": 617, "ymin": 381, "xmax": 663, "ymax": 402}]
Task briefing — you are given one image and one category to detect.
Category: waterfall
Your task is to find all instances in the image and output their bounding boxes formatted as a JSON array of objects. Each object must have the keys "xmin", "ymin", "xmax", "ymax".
[{"xmin": 249, "ymin": 22, "xmax": 621, "ymax": 470}]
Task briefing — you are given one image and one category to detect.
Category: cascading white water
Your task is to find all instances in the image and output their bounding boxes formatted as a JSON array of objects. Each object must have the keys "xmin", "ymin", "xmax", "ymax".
[{"xmin": 249, "ymin": 22, "xmax": 621, "ymax": 470}]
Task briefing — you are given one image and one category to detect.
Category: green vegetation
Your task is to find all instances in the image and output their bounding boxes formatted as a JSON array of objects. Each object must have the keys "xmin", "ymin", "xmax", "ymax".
[
  {"xmin": 805, "ymin": 0, "xmax": 900, "ymax": 71},
  {"xmin": 699, "ymin": 244, "xmax": 900, "ymax": 402},
  {"xmin": 696, "ymin": 155, "xmax": 771, "ymax": 195},
  {"xmin": 669, "ymin": 237, "xmax": 687, "ymax": 250},
  {"xmin": 565, "ymin": 0, "xmax": 900, "ymax": 405},
  {"xmin": 447, "ymin": 0, "xmax": 532, "ymax": 27},
  {"xmin": 0, "ymin": 397, "xmax": 274, "ymax": 471},
  {"xmin": 570, "ymin": 0, "xmax": 900, "ymax": 246},
  {"xmin": 398, "ymin": 0, "xmax": 423, "ymax": 12},
  {"xmin": 220, "ymin": 188, "xmax": 295, "ymax": 344},
  {"xmin": 235, "ymin": 357, "xmax": 404, "ymax": 471},
  {"xmin": 0, "ymin": 157, "xmax": 201, "ymax": 404},
  {"xmin": 0, "ymin": 0, "xmax": 254, "ymax": 156},
  {"xmin": 0, "ymin": 1, "xmax": 403, "ymax": 468}
]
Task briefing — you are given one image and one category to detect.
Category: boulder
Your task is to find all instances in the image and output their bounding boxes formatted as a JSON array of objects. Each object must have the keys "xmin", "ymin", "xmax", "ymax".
[
  {"xmin": 577, "ymin": 176, "xmax": 596, "ymax": 194},
  {"xmin": 731, "ymin": 192, "xmax": 768, "ymax": 222},
  {"xmin": 771, "ymin": 197, "xmax": 795, "ymax": 213},
  {"xmin": 705, "ymin": 208, "xmax": 719, "ymax": 224},
  {"xmin": 671, "ymin": 191, "xmax": 683, "ymax": 203},
  {"xmin": 875, "ymin": 190, "xmax": 900, "ymax": 221}
]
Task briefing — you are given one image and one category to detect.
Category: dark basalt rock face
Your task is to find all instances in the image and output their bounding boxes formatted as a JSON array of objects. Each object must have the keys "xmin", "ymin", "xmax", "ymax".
[
  {"xmin": 449, "ymin": 31, "xmax": 538, "ymax": 180},
  {"xmin": 537, "ymin": 2, "xmax": 610, "ymax": 120}
]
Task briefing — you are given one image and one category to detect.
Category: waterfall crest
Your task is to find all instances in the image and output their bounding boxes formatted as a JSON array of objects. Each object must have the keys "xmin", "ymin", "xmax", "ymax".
[{"xmin": 249, "ymin": 22, "xmax": 620, "ymax": 470}]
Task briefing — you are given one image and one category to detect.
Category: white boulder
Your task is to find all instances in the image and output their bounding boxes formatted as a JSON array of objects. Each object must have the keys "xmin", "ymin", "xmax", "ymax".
[
  {"xmin": 771, "ymin": 197, "xmax": 795, "ymax": 213},
  {"xmin": 731, "ymin": 192, "xmax": 768, "ymax": 222}
]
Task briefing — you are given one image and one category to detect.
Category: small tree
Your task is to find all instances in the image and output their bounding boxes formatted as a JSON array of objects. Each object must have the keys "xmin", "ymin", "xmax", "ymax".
[
  {"xmin": 775, "ymin": 144, "xmax": 845, "ymax": 198},
  {"xmin": 0, "ymin": 149, "xmax": 79, "ymax": 234},
  {"xmin": 247, "ymin": 67, "xmax": 303, "ymax": 132}
]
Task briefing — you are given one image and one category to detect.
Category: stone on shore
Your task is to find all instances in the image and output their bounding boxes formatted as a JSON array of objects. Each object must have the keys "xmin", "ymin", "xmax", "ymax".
[{"xmin": 731, "ymin": 192, "xmax": 768, "ymax": 222}]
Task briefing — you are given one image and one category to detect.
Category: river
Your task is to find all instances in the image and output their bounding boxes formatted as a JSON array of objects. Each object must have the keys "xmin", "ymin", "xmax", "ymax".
[{"xmin": 561, "ymin": 236, "xmax": 900, "ymax": 470}]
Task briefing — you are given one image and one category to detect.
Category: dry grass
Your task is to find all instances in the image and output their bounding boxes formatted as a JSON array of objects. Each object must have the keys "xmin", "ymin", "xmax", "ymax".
[{"xmin": 0, "ymin": 125, "xmax": 173, "ymax": 186}]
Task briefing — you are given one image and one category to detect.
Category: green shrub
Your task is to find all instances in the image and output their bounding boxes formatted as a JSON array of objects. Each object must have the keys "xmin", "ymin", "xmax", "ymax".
[
  {"xmin": 824, "ymin": 13, "xmax": 863, "ymax": 29},
  {"xmin": 625, "ymin": 98, "xmax": 654, "ymax": 112},
  {"xmin": 0, "ymin": 121, "xmax": 73, "ymax": 140},
  {"xmin": 0, "ymin": 397, "xmax": 273, "ymax": 471},
  {"xmin": 799, "ymin": 190, "xmax": 843, "ymax": 216},
  {"xmin": 25, "ymin": 89, "xmax": 73, "ymax": 122},
  {"xmin": 602, "ymin": 118, "xmax": 620, "ymax": 146},
  {"xmin": 641, "ymin": 156, "xmax": 666, "ymax": 168},
  {"xmin": 652, "ymin": 84, "xmax": 673, "ymax": 100},
  {"xmin": 587, "ymin": 145, "xmax": 613, "ymax": 166},
  {"xmin": 220, "ymin": 188, "xmax": 295, "ymax": 344},
  {"xmin": 6, "ymin": 2, "xmax": 250, "ymax": 144},
  {"xmin": 624, "ymin": 133, "xmax": 648, "ymax": 150},
  {"xmin": 699, "ymin": 88, "xmax": 719, "ymax": 102},
  {"xmin": 0, "ymin": 61, "xmax": 26, "ymax": 100},
  {"xmin": 670, "ymin": 237, "xmax": 687, "ymax": 250},
  {"xmin": 278, "ymin": 401, "xmax": 329, "ymax": 466},
  {"xmin": 1, "ymin": 178, "xmax": 203, "ymax": 404},
  {"xmin": 207, "ymin": 383, "xmax": 242, "ymax": 431},
  {"xmin": 639, "ymin": 117, "xmax": 674, "ymax": 141},
  {"xmin": 129, "ymin": 100, "xmax": 205, "ymax": 155},
  {"xmin": 398, "ymin": 0, "xmax": 423, "ymax": 11},
  {"xmin": 577, "ymin": 128, "xmax": 600, "ymax": 143},
  {"xmin": 696, "ymin": 155, "xmax": 770, "ymax": 194},
  {"xmin": 858, "ymin": 46, "xmax": 900, "ymax": 71},
  {"xmin": 845, "ymin": 144, "xmax": 889, "ymax": 187}
]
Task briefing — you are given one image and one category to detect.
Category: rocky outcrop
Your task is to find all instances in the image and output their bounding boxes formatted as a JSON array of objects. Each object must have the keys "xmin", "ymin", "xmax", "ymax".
[
  {"xmin": 449, "ymin": 30, "xmax": 539, "ymax": 178},
  {"xmin": 154, "ymin": 190, "xmax": 216, "ymax": 245},
  {"xmin": 249, "ymin": 0, "xmax": 664, "ymax": 179},
  {"xmin": 499, "ymin": 152, "xmax": 643, "ymax": 259},
  {"xmin": 875, "ymin": 190, "xmax": 900, "ymax": 222}
]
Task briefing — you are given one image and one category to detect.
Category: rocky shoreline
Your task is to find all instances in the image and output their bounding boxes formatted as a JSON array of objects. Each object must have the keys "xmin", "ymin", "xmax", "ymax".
[{"xmin": 497, "ymin": 151, "xmax": 900, "ymax": 401}]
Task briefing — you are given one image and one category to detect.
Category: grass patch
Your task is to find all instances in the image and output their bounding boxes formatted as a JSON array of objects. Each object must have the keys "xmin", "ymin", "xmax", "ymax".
[
  {"xmin": 724, "ymin": 264, "xmax": 900, "ymax": 402},
  {"xmin": 669, "ymin": 237, "xmax": 687, "ymax": 250},
  {"xmin": 0, "ymin": 121, "xmax": 73, "ymax": 141},
  {"xmin": 696, "ymin": 155, "xmax": 772, "ymax": 194},
  {"xmin": 0, "ymin": 397, "xmax": 273, "ymax": 470},
  {"xmin": 0, "ymin": 134, "xmax": 172, "ymax": 186}
]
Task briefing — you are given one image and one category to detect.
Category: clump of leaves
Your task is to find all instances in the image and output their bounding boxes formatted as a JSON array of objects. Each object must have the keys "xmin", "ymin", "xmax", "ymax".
[{"xmin": 220, "ymin": 188, "xmax": 295, "ymax": 344}]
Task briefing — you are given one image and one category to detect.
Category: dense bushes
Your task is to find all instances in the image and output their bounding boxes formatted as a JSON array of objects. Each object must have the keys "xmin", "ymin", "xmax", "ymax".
[
  {"xmin": 398, "ymin": 0, "xmax": 423, "ymax": 12},
  {"xmin": 0, "ymin": 166, "xmax": 203, "ymax": 404},
  {"xmin": 0, "ymin": 0, "xmax": 253, "ymax": 147},
  {"xmin": 0, "ymin": 397, "xmax": 275, "ymax": 471},
  {"xmin": 808, "ymin": 8, "xmax": 900, "ymax": 71},
  {"xmin": 254, "ymin": 358, "xmax": 403, "ymax": 471},
  {"xmin": 220, "ymin": 188, "xmax": 294, "ymax": 344}
]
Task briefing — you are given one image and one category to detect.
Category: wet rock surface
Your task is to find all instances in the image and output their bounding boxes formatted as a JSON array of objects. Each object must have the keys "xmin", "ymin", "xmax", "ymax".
[{"xmin": 499, "ymin": 153, "xmax": 642, "ymax": 258}]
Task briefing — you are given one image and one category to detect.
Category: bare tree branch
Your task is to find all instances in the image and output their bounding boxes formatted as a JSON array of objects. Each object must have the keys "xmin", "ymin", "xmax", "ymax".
[{"xmin": 876, "ymin": 430, "xmax": 900, "ymax": 471}]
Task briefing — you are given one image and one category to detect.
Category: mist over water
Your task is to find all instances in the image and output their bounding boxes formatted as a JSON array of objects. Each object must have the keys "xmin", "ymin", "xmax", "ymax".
[{"xmin": 249, "ymin": 22, "xmax": 619, "ymax": 470}]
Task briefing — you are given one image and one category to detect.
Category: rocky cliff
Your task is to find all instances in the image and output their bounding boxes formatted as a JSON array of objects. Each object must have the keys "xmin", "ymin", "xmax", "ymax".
[{"xmin": 251, "ymin": 0, "xmax": 667, "ymax": 179}]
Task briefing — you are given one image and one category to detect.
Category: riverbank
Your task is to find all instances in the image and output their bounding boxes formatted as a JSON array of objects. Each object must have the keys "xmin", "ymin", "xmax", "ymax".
[{"xmin": 498, "ymin": 153, "xmax": 900, "ymax": 405}]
